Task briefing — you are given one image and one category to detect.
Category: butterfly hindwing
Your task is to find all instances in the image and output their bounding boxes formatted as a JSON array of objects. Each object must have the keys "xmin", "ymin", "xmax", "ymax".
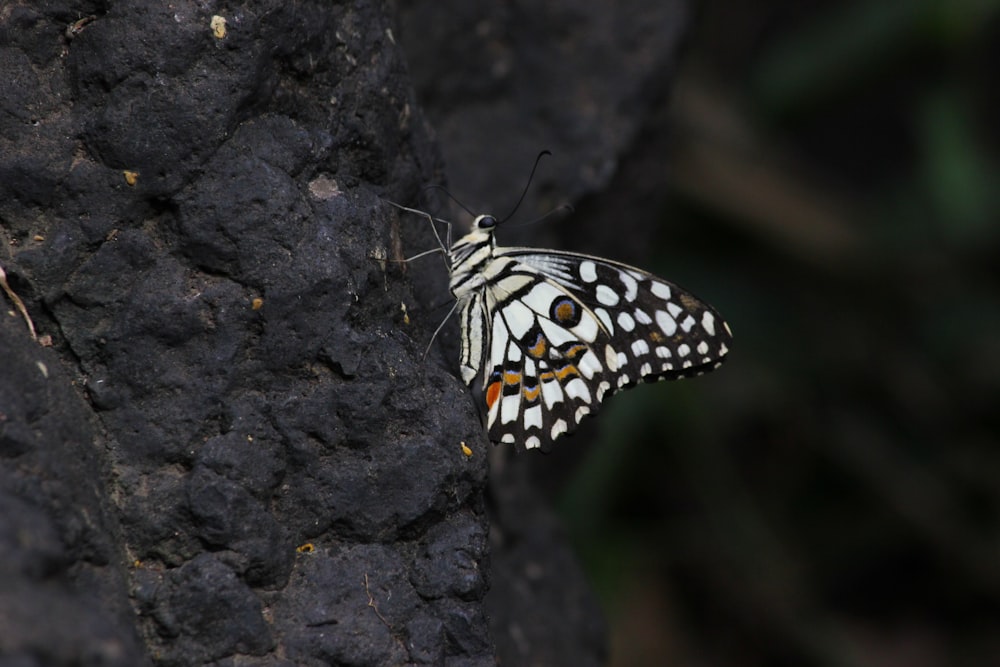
[{"xmin": 479, "ymin": 267, "xmax": 619, "ymax": 449}]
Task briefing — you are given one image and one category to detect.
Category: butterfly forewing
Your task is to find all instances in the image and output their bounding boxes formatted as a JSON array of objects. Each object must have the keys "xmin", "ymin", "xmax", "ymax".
[{"xmin": 507, "ymin": 249, "xmax": 732, "ymax": 380}]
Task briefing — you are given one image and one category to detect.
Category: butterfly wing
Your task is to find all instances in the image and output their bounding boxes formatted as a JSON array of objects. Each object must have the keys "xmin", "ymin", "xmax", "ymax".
[
  {"xmin": 477, "ymin": 248, "xmax": 731, "ymax": 450},
  {"xmin": 476, "ymin": 264, "xmax": 615, "ymax": 450},
  {"xmin": 508, "ymin": 249, "xmax": 733, "ymax": 380}
]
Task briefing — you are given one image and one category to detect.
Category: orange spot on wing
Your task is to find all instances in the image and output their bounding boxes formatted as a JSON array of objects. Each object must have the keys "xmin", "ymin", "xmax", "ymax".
[
  {"xmin": 564, "ymin": 343, "xmax": 588, "ymax": 358},
  {"xmin": 503, "ymin": 370, "xmax": 522, "ymax": 385},
  {"xmin": 649, "ymin": 331, "xmax": 666, "ymax": 343},
  {"xmin": 486, "ymin": 382, "xmax": 502, "ymax": 409},
  {"xmin": 680, "ymin": 294, "xmax": 700, "ymax": 309},
  {"xmin": 528, "ymin": 334, "xmax": 547, "ymax": 358},
  {"xmin": 554, "ymin": 301, "xmax": 575, "ymax": 322},
  {"xmin": 523, "ymin": 384, "xmax": 541, "ymax": 401},
  {"xmin": 554, "ymin": 364, "xmax": 579, "ymax": 380},
  {"xmin": 539, "ymin": 371, "xmax": 555, "ymax": 382}
]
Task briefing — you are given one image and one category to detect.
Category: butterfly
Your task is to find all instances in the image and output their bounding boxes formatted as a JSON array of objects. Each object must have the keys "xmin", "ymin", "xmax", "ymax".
[{"xmin": 392, "ymin": 202, "xmax": 732, "ymax": 451}]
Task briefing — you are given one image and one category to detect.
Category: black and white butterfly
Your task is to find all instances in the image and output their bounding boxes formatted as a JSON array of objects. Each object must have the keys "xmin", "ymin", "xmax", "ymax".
[{"xmin": 393, "ymin": 202, "xmax": 732, "ymax": 451}]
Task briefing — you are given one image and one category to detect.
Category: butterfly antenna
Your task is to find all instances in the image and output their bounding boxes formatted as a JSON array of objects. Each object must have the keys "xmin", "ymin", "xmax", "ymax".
[
  {"xmin": 499, "ymin": 150, "xmax": 551, "ymax": 224},
  {"xmin": 421, "ymin": 184, "xmax": 476, "ymax": 219},
  {"xmin": 503, "ymin": 202, "xmax": 575, "ymax": 230}
]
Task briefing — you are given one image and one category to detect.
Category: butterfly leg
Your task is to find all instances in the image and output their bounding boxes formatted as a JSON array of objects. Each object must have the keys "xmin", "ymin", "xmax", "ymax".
[{"xmin": 383, "ymin": 200, "xmax": 453, "ymax": 255}]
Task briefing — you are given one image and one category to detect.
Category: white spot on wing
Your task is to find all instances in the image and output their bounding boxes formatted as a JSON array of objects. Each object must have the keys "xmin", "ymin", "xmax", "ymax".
[
  {"xmin": 501, "ymin": 394, "xmax": 520, "ymax": 424},
  {"xmin": 524, "ymin": 404, "xmax": 543, "ymax": 430},
  {"xmin": 502, "ymin": 300, "xmax": 535, "ymax": 338},
  {"xmin": 701, "ymin": 311, "xmax": 716, "ymax": 336},
  {"xmin": 539, "ymin": 317, "xmax": 575, "ymax": 346},
  {"xmin": 617, "ymin": 312, "xmax": 635, "ymax": 331},
  {"xmin": 604, "ymin": 345, "xmax": 620, "ymax": 371},
  {"xmin": 650, "ymin": 282, "xmax": 672, "ymax": 301},
  {"xmin": 578, "ymin": 350, "xmax": 602, "ymax": 379},
  {"xmin": 620, "ymin": 272, "xmax": 638, "ymax": 301},
  {"xmin": 677, "ymin": 343, "xmax": 690, "ymax": 357},
  {"xmin": 596, "ymin": 284, "xmax": 619, "ymax": 306},
  {"xmin": 579, "ymin": 260, "xmax": 597, "ymax": 283},
  {"xmin": 631, "ymin": 339, "xmax": 650, "ymax": 356},
  {"xmin": 525, "ymin": 435, "xmax": 541, "ymax": 449},
  {"xmin": 680, "ymin": 315, "xmax": 696, "ymax": 332},
  {"xmin": 521, "ymin": 281, "xmax": 566, "ymax": 314},
  {"xmin": 634, "ymin": 309, "xmax": 652, "ymax": 325},
  {"xmin": 551, "ymin": 418, "xmax": 568, "ymax": 440},
  {"xmin": 565, "ymin": 377, "xmax": 592, "ymax": 403},
  {"xmin": 656, "ymin": 311, "xmax": 676, "ymax": 336},
  {"xmin": 491, "ymin": 317, "xmax": 509, "ymax": 369},
  {"xmin": 571, "ymin": 310, "xmax": 600, "ymax": 343},
  {"xmin": 697, "ymin": 341, "xmax": 709, "ymax": 355},
  {"xmin": 595, "ymin": 307, "xmax": 615, "ymax": 333},
  {"xmin": 540, "ymin": 378, "xmax": 564, "ymax": 409}
]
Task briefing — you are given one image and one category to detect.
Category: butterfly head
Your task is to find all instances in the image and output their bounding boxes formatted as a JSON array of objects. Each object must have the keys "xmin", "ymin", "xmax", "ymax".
[
  {"xmin": 469, "ymin": 214, "xmax": 498, "ymax": 244},
  {"xmin": 452, "ymin": 214, "xmax": 499, "ymax": 254},
  {"xmin": 447, "ymin": 214, "xmax": 502, "ymax": 295},
  {"xmin": 475, "ymin": 214, "xmax": 498, "ymax": 230}
]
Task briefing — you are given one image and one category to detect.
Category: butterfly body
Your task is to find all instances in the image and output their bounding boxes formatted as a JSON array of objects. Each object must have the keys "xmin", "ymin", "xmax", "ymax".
[{"xmin": 436, "ymin": 212, "xmax": 732, "ymax": 451}]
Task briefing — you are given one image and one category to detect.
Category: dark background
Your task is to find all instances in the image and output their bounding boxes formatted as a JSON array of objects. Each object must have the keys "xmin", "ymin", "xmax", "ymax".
[
  {"xmin": 405, "ymin": 1, "xmax": 1000, "ymax": 665},
  {"xmin": 563, "ymin": 3, "xmax": 1000, "ymax": 666}
]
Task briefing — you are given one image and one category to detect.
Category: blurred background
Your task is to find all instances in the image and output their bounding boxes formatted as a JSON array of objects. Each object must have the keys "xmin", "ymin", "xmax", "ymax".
[
  {"xmin": 400, "ymin": 0, "xmax": 1000, "ymax": 664},
  {"xmin": 558, "ymin": 2, "xmax": 1000, "ymax": 665}
]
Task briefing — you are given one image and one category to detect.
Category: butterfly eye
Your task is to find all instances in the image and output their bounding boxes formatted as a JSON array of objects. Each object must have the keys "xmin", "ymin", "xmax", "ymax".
[{"xmin": 476, "ymin": 215, "xmax": 497, "ymax": 230}]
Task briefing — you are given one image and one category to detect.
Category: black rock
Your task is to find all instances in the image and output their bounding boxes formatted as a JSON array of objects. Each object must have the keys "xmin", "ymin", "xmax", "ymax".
[{"xmin": 2, "ymin": 0, "xmax": 686, "ymax": 664}]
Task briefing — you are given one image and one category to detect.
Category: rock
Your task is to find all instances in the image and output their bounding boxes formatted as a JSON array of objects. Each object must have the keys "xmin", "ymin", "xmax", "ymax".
[{"xmin": 1, "ymin": 0, "xmax": 686, "ymax": 663}]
